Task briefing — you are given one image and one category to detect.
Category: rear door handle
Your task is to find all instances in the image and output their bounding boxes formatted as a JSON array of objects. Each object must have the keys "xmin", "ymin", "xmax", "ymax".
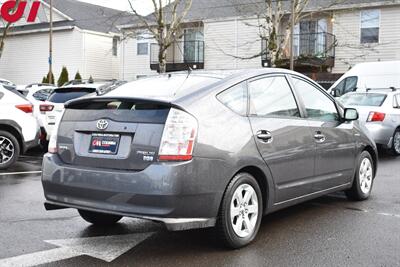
[
  {"xmin": 256, "ymin": 130, "xmax": 273, "ymax": 143},
  {"xmin": 314, "ymin": 132, "xmax": 326, "ymax": 143}
]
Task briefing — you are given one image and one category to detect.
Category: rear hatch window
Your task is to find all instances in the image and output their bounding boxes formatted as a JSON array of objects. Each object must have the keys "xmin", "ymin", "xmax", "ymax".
[
  {"xmin": 339, "ymin": 93, "xmax": 387, "ymax": 107},
  {"xmin": 48, "ymin": 88, "xmax": 95, "ymax": 103},
  {"xmin": 58, "ymin": 99, "xmax": 171, "ymax": 171}
]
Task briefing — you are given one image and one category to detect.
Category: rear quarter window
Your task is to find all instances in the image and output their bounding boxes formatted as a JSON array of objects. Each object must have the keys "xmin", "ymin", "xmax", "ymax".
[{"xmin": 217, "ymin": 83, "xmax": 248, "ymax": 115}]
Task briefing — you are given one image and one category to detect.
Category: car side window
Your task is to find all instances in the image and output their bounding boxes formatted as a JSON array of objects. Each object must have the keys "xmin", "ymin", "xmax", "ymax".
[
  {"xmin": 343, "ymin": 77, "xmax": 358, "ymax": 94},
  {"xmin": 217, "ymin": 82, "xmax": 248, "ymax": 115},
  {"xmin": 394, "ymin": 95, "xmax": 400, "ymax": 108},
  {"xmin": 0, "ymin": 92, "xmax": 4, "ymax": 100},
  {"xmin": 293, "ymin": 78, "xmax": 339, "ymax": 122},
  {"xmin": 248, "ymin": 76, "xmax": 300, "ymax": 117}
]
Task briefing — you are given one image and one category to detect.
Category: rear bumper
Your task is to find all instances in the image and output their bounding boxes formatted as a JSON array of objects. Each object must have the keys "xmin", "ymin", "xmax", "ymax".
[
  {"xmin": 41, "ymin": 154, "xmax": 223, "ymax": 230},
  {"xmin": 365, "ymin": 123, "xmax": 394, "ymax": 148}
]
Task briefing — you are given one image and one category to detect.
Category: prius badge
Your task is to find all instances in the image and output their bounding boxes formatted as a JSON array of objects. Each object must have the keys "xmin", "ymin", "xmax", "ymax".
[{"xmin": 96, "ymin": 119, "xmax": 109, "ymax": 130}]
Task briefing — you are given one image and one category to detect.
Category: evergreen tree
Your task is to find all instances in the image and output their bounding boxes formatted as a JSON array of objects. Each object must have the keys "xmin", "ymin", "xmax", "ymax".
[
  {"xmin": 88, "ymin": 75, "xmax": 94, "ymax": 83},
  {"xmin": 42, "ymin": 76, "xmax": 48, "ymax": 84},
  {"xmin": 57, "ymin": 66, "xmax": 69, "ymax": 87},
  {"xmin": 74, "ymin": 71, "xmax": 82, "ymax": 81}
]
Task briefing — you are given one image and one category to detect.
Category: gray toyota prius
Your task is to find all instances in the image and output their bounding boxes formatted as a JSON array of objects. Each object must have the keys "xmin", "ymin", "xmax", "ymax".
[{"xmin": 42, "ymin": 69, "xmax": 378, "ymax": 248}]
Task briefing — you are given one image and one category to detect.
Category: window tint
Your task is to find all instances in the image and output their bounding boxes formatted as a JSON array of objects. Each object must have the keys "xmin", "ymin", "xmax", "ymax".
[
  {"xmin": 340, "ymin": 93, "xmax": 387, "ymax": 107},
  {"xmin": 137, "ymin": 43, "xmax": 148, "ymax": 55},
  {"xmin": 217, "ymin": 83, "xmax": 247, "ymax": 115},
  {"xmin": 293, "ymin": 78, "xmax": 339, "ymax": 121},
  {"xmin": 249, "ymin": 76, "xmax": 300, "ymax": 117},
  {"xmin": 48, "ymin": 88, "xmax": 95, "ymax": 104},
  {"xmin": 361, "ymin": 10, "xmax": 379, "ymax": 44}
]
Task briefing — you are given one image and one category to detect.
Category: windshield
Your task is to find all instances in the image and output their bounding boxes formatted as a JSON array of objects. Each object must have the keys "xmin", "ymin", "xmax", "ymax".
[
  {"xmin": 48, "ymin": 88, "xmax": 95, "ymax": 103},
  {"xmin": 339, "ymin": 93, "xmax": 387, "ymax": 107}
]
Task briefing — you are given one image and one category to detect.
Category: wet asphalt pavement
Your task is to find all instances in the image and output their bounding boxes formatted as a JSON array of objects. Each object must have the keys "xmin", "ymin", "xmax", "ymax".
[{"xmin": 0, "ymin": 150, "xmax": 399, "ymax": 267}]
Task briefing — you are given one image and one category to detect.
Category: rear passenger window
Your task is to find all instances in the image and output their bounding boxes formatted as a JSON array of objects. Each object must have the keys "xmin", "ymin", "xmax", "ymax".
[
  {"xmin": 217, "ymin": 83, "xmax": 247, "ymax": 115},
  {"xmin": 248, "ymin": 76, "xmax": 300, "ymax": 117}
]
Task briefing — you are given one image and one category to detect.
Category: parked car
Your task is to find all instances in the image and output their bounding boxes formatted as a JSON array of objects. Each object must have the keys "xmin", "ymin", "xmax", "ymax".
[
  {"xmin": 40, "ymin": 80, "xmax": 126, "ymax": 146},
  {"xmin": 339, "ymin": 88, "xmax": 400, "ymax": 155},
  {"xmin": 0, "ymin": 78, "xmax": 16, "ymax": 88},
  {"xmin": 0, "ymin": 85, "xmax": 39, "ymax": 169},
  {"xmin": 329, "ymin": 61, "xmax": 400, "ymax": 97},
  {"xmin": 42, "ymin": 69, "xmax": 377, "ymax": 249}
]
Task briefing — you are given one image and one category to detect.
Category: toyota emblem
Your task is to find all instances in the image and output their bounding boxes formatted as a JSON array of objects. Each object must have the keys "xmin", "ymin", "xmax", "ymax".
[{"xmin": 96, "ymin": 119, "xmax": 109, "ymax": 130}]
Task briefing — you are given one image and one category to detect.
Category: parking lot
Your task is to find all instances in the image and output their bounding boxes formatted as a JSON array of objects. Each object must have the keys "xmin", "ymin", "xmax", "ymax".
[{"xmin": 0, "ymin": 150, "xmax": 399, "ymax": 267}]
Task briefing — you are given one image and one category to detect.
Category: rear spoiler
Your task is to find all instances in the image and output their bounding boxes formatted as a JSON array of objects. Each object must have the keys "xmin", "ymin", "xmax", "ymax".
[{"xmin": 65, "ymin": 96, "xmax": 179, "ymax": 109}]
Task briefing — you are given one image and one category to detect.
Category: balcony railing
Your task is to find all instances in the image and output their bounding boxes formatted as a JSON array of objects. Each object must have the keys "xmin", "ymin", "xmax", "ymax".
[
  {"xmin": 150, "ymin": 41, "xmax": 204, "ymax": 72},
  {"xmin": 262, "ymin": 32, "xmax": 336, "ymax": 69}
]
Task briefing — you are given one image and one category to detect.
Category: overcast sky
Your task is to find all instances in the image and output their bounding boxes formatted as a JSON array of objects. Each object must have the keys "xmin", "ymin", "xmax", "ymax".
[{"xmin": 77, "ymin": 0, "xmax": 154, "ymax": 15}]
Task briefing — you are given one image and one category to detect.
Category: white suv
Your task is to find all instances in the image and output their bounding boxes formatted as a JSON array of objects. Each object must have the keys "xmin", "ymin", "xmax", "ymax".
[{"xmin": 0, "ymin": 86, "xmax": 40, "ymax": 169}]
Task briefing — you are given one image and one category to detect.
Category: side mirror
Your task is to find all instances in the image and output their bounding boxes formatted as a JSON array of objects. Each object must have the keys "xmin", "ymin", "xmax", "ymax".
[
  {"xmin": 330, "ymin": 88, "xmax": 338, "ymax": 97},
  {"xmin": 344, "ymin": 108, "xmax": 359, "ymax": 121}
]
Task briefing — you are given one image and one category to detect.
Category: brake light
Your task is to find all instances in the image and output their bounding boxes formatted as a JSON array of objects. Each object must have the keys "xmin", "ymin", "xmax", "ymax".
[
  {"xmin": 367, "ymin": 112, "xmax": 386, "ymax": 122},
  {"xmin": 40, "ymin": 104, "xmax": 54, "ymax": 112},
  {"xmin": 158, "ymin": 108, "xmax": 198, "ymax": 161},
  {"xmin": 15, "ymin": 104, "xmax": 33, "ymax": 113}
]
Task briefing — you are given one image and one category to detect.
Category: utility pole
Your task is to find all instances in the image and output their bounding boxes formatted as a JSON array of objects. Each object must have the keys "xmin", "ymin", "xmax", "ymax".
[
  {"xmin": 289, "ymin": 0, "xmax": 295, "ymax": 71},
  {"xmin": 49, "ymin": 0, "xmax": 53, "ymax": 84}
]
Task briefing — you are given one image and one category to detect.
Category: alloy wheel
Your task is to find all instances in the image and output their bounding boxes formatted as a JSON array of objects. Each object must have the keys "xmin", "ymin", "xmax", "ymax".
[
  {"xmin": 0, "ymin": 136, "xmax": 15, "ymax": 165},
  {"xmin": 359, "ymin": 158, "xmax": 373, "ymax": 195},
  {"xmin": 230, "ymin": 184, "xmax": 259, "ymax": 238},
  {"xmin": 394, "ymin": 131, "xmax": 400, "ymax": 155}
]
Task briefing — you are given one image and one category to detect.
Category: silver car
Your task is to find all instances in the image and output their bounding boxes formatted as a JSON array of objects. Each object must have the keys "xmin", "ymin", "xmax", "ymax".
[
  {"xmin": 42, "ymin": 69, "xmax": 377, "ymax": 249},
  {"xmin": 339, "ymin": 89, "xmax": 400, "ymax": 155}
]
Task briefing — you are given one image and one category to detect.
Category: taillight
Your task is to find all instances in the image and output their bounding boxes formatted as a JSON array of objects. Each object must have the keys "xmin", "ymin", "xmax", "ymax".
[
  {"xmin": 48, "ymin": 112, "xmax": 64, "ymax": 154},
  {"xmin": 15, "ymin": 104, "xmax": 33, "ymax": 113},
  {"xmin": 367, "ymin": 112, "xmax": 386, "ymax": 122},
  {"xmin": 40, "ymin": 104, "xmax": 54, "ymax": 112},
  {"xmin": 158, "ymin": 108, "xmax": 198, "ymax": 161}
]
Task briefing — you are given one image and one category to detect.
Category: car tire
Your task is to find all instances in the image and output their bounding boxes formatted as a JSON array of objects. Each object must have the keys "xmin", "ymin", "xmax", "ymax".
[
  {"xmin": 345, "ymin": 151, "xmax": 374, "ymax": 201},
  {"xmin": 78, "ymin": 210, "xmax": 122, "ymax": 226},
  {"xmin": 0, "ymin": 130, "xmax": 20, "ymax": 170},
  {"xmin": 390, "ymin": 128, "xmax": 400, "ymax": 156},
  {"xmin": 216, "ymin": 173, "xmax": 263, "ymax": 249},
  {"xmin": 40, "ymin": 140, "xmax": 49, "ymax": 153}
]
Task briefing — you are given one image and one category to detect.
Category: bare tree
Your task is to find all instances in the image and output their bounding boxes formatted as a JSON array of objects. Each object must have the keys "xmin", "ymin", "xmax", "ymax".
[
  {"xmin": 0, "ymin": 0, "xmax": 21, "ymax": 59},
  {"xmin": 229, "ymin": 0, "xmax": 310, "ymax": 67},
  {"xmin": 127, "ymin": 0, "xmax": 193, "ymax": 73},
  {"xmin": 229, "ymin": 0, "xmax": 347, "ymax": 68}
]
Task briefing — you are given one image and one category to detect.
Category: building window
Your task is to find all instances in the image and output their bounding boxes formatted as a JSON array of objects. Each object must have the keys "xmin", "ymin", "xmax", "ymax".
[
  {"xmin": 361, "ymin": 9, "xmax": 380, "ymax": 44},
  {"xmin": 137, "ymin": 42, "xmax": 148, "ymax": 55},
  {"xmin": 112, "ymin": 37, "xmax": 118, "ymax": 56}
]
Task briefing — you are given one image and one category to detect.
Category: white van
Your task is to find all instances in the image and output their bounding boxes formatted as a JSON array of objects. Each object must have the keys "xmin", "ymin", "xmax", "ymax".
[{"xmin": 329, "ymin": 61, "xmax": 400, "ymax": 97}]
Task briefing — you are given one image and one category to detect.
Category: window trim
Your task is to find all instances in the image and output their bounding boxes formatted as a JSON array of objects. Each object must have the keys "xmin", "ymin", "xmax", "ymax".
[
  {"xmin": 360, "ymin": 9, "xmax": 380, "ymax": 44},
  {"xmin": 289, "ymin": 75, "xmax": 342, "ymax": 122},
  {"xmin": 246, "ymin": 74, "xmax": 303, "ymax": 119}
]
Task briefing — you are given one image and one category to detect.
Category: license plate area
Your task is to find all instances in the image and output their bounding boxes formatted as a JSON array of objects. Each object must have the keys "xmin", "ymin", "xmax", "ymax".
[{"xmin": 89, "ymin": 133, "xmax": 120, "ymax": 155}]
